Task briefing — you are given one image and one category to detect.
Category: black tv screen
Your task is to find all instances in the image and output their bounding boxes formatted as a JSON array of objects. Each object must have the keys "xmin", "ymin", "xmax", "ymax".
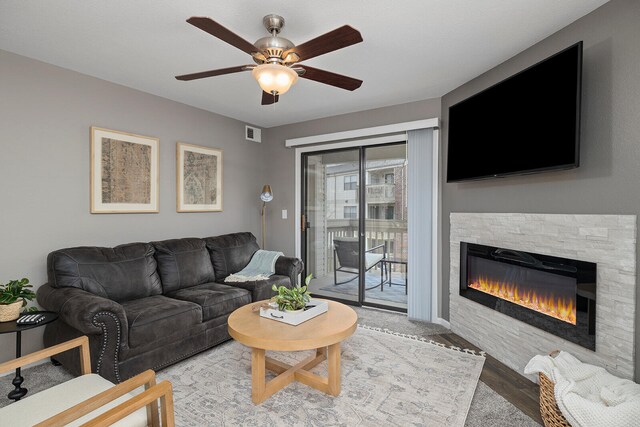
[{"xmin": 447, "ymin": 42, "xmax": 582, "ymax": 182}]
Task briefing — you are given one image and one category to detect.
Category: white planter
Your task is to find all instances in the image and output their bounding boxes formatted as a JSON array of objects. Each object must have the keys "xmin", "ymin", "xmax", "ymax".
[{"xmin": 260, "ymin": 299, "xmax": 329, "ymax": 326}]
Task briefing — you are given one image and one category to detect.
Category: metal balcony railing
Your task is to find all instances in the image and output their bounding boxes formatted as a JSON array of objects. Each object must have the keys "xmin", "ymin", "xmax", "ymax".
[{"xmin": 322, "ymin": 219, "xmax": 408, "ymax": 274}]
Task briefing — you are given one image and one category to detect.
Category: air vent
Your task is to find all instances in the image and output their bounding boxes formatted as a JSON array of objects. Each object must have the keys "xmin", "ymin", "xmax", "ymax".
[{"xmin": 245, "ymin": 125, "xmax": 262, "ymax": 143}]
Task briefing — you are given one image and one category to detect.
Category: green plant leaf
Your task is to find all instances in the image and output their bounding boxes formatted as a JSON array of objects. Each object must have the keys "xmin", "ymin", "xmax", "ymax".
[
  {"xmin": 270, "ymin": 279, "xmax": 313, "ymax": 311},
  {"xmin": 0, "ymin": 277, "xmax": 34, "ymax": 305}
]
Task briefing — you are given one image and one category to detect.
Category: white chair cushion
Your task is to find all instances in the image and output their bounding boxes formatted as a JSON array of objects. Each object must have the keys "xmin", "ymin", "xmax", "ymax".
[
  {"xmin": 0, "ymin": 373, "xmax": 147, "ymax": 427},
  {"xmin": 365, "ymin": 253, "xmax": 384, "ymax": 269}
]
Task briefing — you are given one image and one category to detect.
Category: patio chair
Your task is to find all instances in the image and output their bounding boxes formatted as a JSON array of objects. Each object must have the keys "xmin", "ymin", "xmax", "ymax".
[
  {"xmin": 333, "ymin": 237, "xmax": 387, "ymax": 290},
  {"xmin": 0, "ymin": 335, "xmax": 174, "ymax": 427}
]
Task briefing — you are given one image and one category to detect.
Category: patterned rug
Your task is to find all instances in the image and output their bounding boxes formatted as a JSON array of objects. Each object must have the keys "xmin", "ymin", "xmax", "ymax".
[{"xmin": 158, "ymin": 325, "xmax": 485, "ymax": 426}]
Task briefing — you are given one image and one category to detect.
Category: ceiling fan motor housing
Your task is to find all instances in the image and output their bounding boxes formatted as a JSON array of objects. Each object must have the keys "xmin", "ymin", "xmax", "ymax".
[
  {"xmin": 254, "ymin": 14, "xmax": 296, "ymax": 64},
  {"xmin": 254, "ymin": 36, "xmax": 294, "ymax": 63}
]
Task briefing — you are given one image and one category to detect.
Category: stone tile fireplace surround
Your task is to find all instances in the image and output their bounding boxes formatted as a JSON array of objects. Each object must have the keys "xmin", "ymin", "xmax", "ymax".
[{"xmin": 449, "ymin": 213, "xmax": 636, "ymax": 380}]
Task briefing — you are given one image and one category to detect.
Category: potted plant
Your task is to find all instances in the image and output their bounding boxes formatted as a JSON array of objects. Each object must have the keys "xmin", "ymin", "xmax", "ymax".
[
  {"xmin": 271, "ymin": 274, "xmax": 312, "ymax": 313},
  {"xmin": 0, "ymin": 278, "xmax": 37, "ymax": 322}
]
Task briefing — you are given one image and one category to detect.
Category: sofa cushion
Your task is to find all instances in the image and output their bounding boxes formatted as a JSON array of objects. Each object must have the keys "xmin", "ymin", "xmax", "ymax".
[
  {"xmin": 166, "ymin": 282, "xmax": 251, "ymax": 321},
  {"xmin": 152, "ymin": 238, "xmax": 215, "ymax": 294},
  {"xmin": 121, "ymin": 295, "xmax": 202, "ymax": 348},
  {"xmin": 204, "ymin": 232, "xmax": 260, "ymax": 281},
  {"xmin": 47, "ymin": 243, "xmax": 162, "ymax": 303},
  {"xmin": 224, "ymin": 274, "xmax": 291, "ymax": 303}
]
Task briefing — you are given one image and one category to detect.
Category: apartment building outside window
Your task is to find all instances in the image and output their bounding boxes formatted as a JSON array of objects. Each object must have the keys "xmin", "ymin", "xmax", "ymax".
[
  {"xmin": 344, "ymin": 206, "xmax": 357, "ymax": 218},
  {"xmin": 344, "ymin": 175, "xmax": 357, "ymax": 191}
]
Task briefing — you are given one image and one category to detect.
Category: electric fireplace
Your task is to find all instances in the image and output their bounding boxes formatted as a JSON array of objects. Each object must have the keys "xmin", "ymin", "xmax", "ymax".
[{"xmin": 459, "ymin": 242, "xmax": 597, "ymax": 351}]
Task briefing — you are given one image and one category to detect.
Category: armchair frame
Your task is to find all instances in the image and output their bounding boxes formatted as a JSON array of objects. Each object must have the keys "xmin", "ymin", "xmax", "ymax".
[{"xmin": 0, "ymin": 336, "xmax": 174, "ymax": 427}]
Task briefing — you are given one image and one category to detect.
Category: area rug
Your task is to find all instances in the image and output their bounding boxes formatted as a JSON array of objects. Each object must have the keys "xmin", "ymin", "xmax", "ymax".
[{"xmin": 158, "ymin": 325, "xmax": 485, "ymax": 426}]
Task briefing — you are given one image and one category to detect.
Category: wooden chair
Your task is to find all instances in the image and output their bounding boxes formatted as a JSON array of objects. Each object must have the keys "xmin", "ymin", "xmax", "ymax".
[
  {"xmin": 333, "ymin": 237, "xmax": 387, "ymax": 290},
  {"xmin": 0, "ymin": 336, "xmax": 174, "ymax": 427}
]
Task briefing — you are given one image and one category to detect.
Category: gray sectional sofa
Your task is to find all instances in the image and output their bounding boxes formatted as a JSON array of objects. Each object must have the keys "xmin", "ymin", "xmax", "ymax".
[{"xmin": 37, "ymin": 232, "xmax": 303, "ymax": 383}]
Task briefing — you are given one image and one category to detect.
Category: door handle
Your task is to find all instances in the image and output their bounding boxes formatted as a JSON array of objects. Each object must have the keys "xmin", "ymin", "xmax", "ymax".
[{"xmin": 301, "ymin": 214, "xmax": 306, "ymax": 232}]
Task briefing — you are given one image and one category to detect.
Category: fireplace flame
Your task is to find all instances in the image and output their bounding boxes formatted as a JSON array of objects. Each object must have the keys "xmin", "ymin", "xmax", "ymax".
[{"xmin": 469, "ymin": 277, "xmax": 576, "ymax": 325}]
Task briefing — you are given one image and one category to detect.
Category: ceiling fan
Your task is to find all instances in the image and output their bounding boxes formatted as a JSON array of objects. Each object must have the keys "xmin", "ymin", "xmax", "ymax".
[{"xmin": 175, "ymin": 14, "xmax": 363, "ymax": 105}]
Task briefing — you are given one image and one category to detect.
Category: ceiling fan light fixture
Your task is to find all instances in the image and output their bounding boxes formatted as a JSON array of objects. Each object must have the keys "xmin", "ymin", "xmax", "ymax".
[{"xmin": 252, "ymin": 63, "xmax": 298, "ymax": 95}]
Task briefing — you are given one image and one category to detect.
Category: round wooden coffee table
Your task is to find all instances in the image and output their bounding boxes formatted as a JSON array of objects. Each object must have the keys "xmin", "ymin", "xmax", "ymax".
[{"xmin": 228, "ymin": 299, "xmax": 357, "ymax": 404}]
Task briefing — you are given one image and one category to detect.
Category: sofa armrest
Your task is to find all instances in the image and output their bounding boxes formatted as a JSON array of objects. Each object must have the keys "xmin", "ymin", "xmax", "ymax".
[
  {"xmin": 274, "ymin": 256, "xmax": 304, "ymax": 286},
  {"xmin": 37, "ymin": 285, "xmax": 128, "ymax": 338},
  {"xmin": 37, "ymin": 284, "xmax": 130, "ymax": 382}
]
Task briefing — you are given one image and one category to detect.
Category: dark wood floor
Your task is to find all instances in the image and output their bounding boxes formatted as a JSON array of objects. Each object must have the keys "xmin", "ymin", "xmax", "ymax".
[{"xmin": 431, "ymin": 332, "xmax": 543, "ymax": 425}]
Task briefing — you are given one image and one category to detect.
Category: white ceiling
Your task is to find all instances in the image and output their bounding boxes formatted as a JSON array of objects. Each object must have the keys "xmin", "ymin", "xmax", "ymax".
[{"xmin": 0, "ymin": 0, "xmax": 608, "ymax": 128}]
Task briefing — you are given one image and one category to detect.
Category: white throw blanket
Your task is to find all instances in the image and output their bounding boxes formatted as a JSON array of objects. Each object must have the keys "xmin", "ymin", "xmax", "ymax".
[
  {"xmin": 224, "ymin": 250, "xmax": 283, "ymax": 283},
  {"xmin": 524, "ymin": 352, "xmax": 640, "ymax": 427}
]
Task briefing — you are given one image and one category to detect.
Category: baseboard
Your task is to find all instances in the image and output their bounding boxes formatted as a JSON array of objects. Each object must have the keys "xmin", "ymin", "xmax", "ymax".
[{"xmin": 434, "ymin": 317, "xmax": 451, "ymax": 329}]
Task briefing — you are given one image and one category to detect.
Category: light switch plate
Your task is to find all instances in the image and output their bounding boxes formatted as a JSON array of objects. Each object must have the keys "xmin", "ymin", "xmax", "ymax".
[{"xmin": 282, "ymin": 209, "xmax": 288, "ymax": 219}]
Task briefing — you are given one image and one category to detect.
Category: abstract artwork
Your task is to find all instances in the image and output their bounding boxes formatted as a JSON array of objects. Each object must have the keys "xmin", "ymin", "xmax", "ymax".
[
  {"xmin": 90, "ymin": 127, "xmax": 159, "ymax": 213},
  {"xmin": 176, "ymin": 142, "xmax": 223, "ymax": 212}
]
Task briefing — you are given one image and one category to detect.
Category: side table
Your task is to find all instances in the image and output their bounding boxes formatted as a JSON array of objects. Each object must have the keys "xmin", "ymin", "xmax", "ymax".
[
  {"xmin": 382, "ymin": 258, "xmax": 408, "ymax": 294},
  {"xmin": 0, "ymin": 311, "xmax": 58, "ymax": 401}
]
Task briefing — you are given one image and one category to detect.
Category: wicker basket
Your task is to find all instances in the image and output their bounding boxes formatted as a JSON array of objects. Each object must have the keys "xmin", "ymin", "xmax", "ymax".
[
  {"xmin": 539, "ymin": 372, "xmax": 571, "ymax": 427},
  {"xmin": 0, "ymin": 299, "xmax": 23, "ymax": 322}
]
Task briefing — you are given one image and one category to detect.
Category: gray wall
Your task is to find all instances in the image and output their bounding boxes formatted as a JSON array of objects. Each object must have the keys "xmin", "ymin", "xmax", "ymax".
[
  {"xmin": 262, "ymin": 98, "xmax": 441, "ymax": 255},
  {"xmin": 441, "ymin": 0, "xmax": 640, "ymax": 380},
  {"xmin": 0, "ymin": 50, "xmax": 265, "ymax": 362}
]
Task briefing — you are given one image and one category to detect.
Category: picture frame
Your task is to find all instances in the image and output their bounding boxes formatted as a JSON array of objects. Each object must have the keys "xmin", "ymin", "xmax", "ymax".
[
  {"xmin": 176, "ymin": 142, "xmax": 223, "ymax": 212},
  {"xmin": 90, "ymin": 127, "xmax": 159, "ymax": 213}
]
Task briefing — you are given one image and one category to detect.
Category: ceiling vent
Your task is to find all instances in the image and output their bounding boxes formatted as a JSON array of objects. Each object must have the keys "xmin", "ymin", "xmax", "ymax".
[{"xmin": 245, "ymin": 125, "xmax": 262, "ymax": 143}]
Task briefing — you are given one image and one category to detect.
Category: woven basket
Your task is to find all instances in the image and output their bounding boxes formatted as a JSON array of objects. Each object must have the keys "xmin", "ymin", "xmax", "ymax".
[
  {"xmin": 0, "ymin": 299, "xmax": 23, "ymax": 322},
  {"xmin": 539, "ymin": 372, "xmax": 571, "ymax": 427}
]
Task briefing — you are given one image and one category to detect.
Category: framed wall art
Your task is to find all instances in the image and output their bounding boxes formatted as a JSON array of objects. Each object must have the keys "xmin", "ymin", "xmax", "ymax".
[
  {"xmin": 176, "ymin": 142, "xmax": 223, "ymax": 212},
  {"xmin": 90, "ymin": 127, "xmax": 159, "ymax": 213}
]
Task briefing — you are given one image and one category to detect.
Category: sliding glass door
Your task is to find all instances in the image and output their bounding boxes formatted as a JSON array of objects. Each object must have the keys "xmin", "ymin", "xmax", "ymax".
[
  {"xmin": 363, "ymin": 143, "xmax": 408, "ymax": 310},
  {"xmin": 302, "ymin": 148, "xmax": 360, "ymax": 303},
  {"xmin": 301, "ymin": 142, "xmax": 408, "ymax": 311}
]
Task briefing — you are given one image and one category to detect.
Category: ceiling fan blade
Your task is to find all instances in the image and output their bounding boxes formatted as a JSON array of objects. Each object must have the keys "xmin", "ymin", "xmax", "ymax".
[
  {"xmin": 298, "ymin": 65, "xmax": 363, "ymax": 91},
  {"xmin": 288, "ymin": 25, "xmax": 363, "ymax": 62},
  {"xmin": 175, "ymin": 65, "xmax": 252, "ymax": 81},
  {"xmin": 187, "ymin": 16, "xmax": 258, "ymax": 55},
  {"xmin": 261, "ymin": 91, "xmax": 279, "ymax": 105}
]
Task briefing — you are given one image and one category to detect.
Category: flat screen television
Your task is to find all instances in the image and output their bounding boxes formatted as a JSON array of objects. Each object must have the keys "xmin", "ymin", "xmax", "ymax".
[{"xmin": 447, "ymin": 41, "xmax": 582, "ymax": 182}]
